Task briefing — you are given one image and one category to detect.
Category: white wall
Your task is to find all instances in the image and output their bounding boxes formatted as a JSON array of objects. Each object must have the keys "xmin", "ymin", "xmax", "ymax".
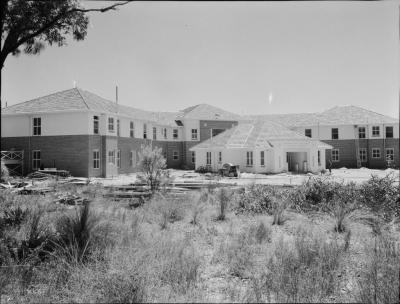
[
  {"xmin": 183, "ymin": 119, "xmax": 200, "ymax": 142},
  {"xmin": 2, "ymin": 112, "xmax": 91, "ymax": 137}
]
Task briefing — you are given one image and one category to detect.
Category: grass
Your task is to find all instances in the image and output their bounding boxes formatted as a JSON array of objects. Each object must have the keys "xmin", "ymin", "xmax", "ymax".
[{"xmin": 0, "ymin": 173, "xmax": 399, "ymax": 303}]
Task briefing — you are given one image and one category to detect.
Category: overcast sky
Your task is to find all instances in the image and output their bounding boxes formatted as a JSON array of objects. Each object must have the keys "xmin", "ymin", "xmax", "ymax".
[{"xmin": 3, "ymin": 1, "xmax": 399, "ymax": 118}]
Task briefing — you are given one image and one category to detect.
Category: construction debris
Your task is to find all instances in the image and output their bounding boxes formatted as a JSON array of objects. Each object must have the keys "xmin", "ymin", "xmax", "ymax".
[{"xmin": 54, "ymin": 193, "xmax": 90, "ymax": 205}]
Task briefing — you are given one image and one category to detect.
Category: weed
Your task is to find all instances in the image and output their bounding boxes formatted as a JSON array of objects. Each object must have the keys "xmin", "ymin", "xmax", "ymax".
[
  {"xmin": 272, "ymin": 192, "xmax": 290, "ymax": 225},
  {"xmin": 216, "ymin": 188, "xmax": 230, "ymax": 221}
]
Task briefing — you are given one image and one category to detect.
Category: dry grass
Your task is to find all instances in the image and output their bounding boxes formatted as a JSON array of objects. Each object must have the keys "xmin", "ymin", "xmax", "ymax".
[{"xmin": 1, "ymin": 175, "xmax": 399, "ymax": 303}]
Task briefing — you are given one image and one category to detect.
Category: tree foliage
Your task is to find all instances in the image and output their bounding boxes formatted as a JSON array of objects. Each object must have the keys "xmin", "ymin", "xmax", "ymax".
[
  {"xmin": 0, "ymin": 0, "xmax": 129, "ymax": 68},
  {"xmin": 137, "ymin": 143, "xmax": 168, "ymax": 192}
]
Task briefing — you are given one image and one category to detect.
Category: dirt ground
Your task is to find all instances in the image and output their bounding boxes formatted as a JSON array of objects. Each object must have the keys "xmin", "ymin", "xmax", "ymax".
[{"xmin": 92, "ymin": 168, "xmax": 399, "ymax": 187}]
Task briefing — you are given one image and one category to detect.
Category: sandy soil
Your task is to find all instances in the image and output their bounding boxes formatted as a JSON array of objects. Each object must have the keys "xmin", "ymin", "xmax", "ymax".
[{"xmin": 91, "ymin": 168, "xmax": 399, "ymax": 187}]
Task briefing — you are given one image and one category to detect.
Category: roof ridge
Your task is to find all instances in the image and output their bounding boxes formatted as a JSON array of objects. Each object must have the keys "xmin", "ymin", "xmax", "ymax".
[{"xmin": 75, "ymin": 88, "xmax": 90, "ymax": 110}]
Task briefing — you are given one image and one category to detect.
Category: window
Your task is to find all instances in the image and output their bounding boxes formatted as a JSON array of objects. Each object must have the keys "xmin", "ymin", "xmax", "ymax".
[
  {"xmin": 386, "ymin": 148, "xmax": 394, "ymax": 161},
  {"xmin": 163, "ymin": 150, "xmax": 167, "ymax": 160},
  {"xmin": 359, "ymin": 148, "xmax": 367, "ymax": 162},
  {"xmin": 173, "ymin": 151, "xmax": 179, "ymax": 160},
  {"xmin": 108, "ymin": 117, "xmax": 114, "ymax": 132},
  {"xmin": 218, "ymin": 151, "xmax": 222, "ymax": 163},
  {"xmin": 93, "ymin": 116, "xmax": 99, "ymax": 134},
  {"xmin": 173, "ymin": 129, "xmax": 178, "ymax": 139},
  {"xmin": 260, "ymin": 151, "xmax": 265, "ymax": 166},
  {"xmin": 191, "ymin": 129, "xmax": 198, "ymax": 140},
  {"xmin": 372, "ymin": 148, "xmax": 380, "ymax": 158},
  {"xmin": 331, "ymin": 128, "xmax": 339, "ymax": 140},
  {"xmin": 93, "ymin": 150, "xmax": 100, "ymax": 169},
  {"xmin": 33, "ymin": 117, "xmax": 41, "ymax": 136},
  {"xmin": 358, "ymin": 127, "xmax": 366, "ymax": 139},
  {"xmin": 130, "ymin": 150, "xmax": 136, "ymax": 167},
  {"xmin": 108, "ymin": 150, "xmax": 115, "ymax": 164},
  {"xmin": 305, "ymin": 129, "xmax": 312, "ymax": 138},
  {"xmin": 318, "ymin": 150, "xmax": 321, "ymax": 166},
  {"xmin": 212, "ymin": 128, "xmax": 225, "ymax": 137},
  {"xmin": 206, "ymin": 152, "xmax": 211, "ymax": 165},
  {"xmin": 191, "ymin": 151, "xmax": 196, "ymax": 163},
  {"xmin": 386, "ymin": 126, "xmax": 393, "ymax": 138},
  {"xmin": 143, "ymin": 123, "xmax": 147, "ymax": 139},
  {"xmin": 246, "ymin": 151, "xmax": 253, "ymax": 166},
  {"xmin": 332, "ymin": 149, "xmax": 339, "ymax": 162},
  {"xmin": 153, "ymin": 127, "xmax": 157, "ymax": 140},
  {"xmin": 162, "ymin": 128, "xmax": 167, "ymax": 139},
  {"xmin": 117, "ymin": 119, "xmax": 120, "ymax": 136},
  {"xmin": 116, "ymin": 150, "xmax": 121, "ymax": 168},
  {"xmin": 32, "ymin": 150, "xmax": 41, "ymax": 170},
  {"xmin": 130, "ymin": 121, "xmax": 135, "ymax": 138},
  {"xmin": 372, "ymin": 126, "xmax": 380, "ymax": 137}
]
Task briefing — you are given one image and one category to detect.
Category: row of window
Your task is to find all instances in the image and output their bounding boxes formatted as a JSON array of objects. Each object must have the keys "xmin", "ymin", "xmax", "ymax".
[
  {"xmin": 331, "ymin": 148, "xmax": 395, "ymax": 162},
  {"xmin": 305, "ymin": 126, "xmax": 394, "ymax": 139},
  {"xmin": 204, "ymin": 151, "xmax": 265, "ymax": 167}
]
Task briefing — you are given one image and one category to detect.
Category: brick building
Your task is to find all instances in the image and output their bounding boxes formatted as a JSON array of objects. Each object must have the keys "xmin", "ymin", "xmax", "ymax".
[{"xmin": 1, "ymin": 88, "xmax": 398, "ymax": 177}]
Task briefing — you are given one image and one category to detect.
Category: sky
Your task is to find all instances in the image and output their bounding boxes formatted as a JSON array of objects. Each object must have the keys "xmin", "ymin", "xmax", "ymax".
[{"xmin": 2, "ymin": 1, "xmax": 400, "ymax": 118}]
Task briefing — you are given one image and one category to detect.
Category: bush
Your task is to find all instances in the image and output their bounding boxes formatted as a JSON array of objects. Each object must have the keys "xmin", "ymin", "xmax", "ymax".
[
  {"xmin": 137, "ymin": 143, "xmax": 168, "ymax": 192},
  {"xmin": 235, "ymin": 184, "xmax": 278, "ymax": 214},
  {"xmin": 290, "ymin": 176, "xmax": 342, "ymax": 212},
  {"xmin": 359, "ymin": 173, "xmax": 400, "ymax": 222},
  {"xmin": 251, "ymin": 221, "xmax": 272, "ymax": 244},
  {"xmin": 272, "ymin": 192, "xmax": 290, "ymax": 225}
]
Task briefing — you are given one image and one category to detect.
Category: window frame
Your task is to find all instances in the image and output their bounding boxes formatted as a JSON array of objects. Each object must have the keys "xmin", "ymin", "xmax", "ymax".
[
  {"xmin": 153, "ymin": 127, "xmax": 157, "ymax": 140},
  {"xmin": 117, "ymin": 119, "xmax": 120, "ymax": 136},
  {"xmin": 173, "ymin": 129, "xmax": 178, "ymax": 139},
  {"xmin": 331, "ymin": 149, "xmax": 339, "ymax": 162},
  {"xmin": 32, "ymin": 150, "xmax": 41, "ymax": 170},
  {"xmin": 317, "ymin": 150, "xmax": 321, "ymax": 166},
  {"xmin": 108, "ymin": 150, "xmax": 115, "ymax": 165},
  {"xmin": 33, "ymin": 117, "xmax": 41, "ymax": 136},
  {"xmin": 260, "ymin": 151, "xmax": 265, "ymax": 166},
  {"xmin": 116, "ymin": 149, "xmax": 121, "ymax": 168},
  {"xmin": 359, "ymin": 148, "xmax": 367, "ymax": 162},
  {"xmin": 108, "ymin": 117, "xmax": 115, "ymax": 133},
  {"xmin": 372, "ymin": 126, "xmax": 380, "ymax": 137},
  {"xmin": 358, "ymin": 127, "xmax": 366, "ymax": 139},
  {"xmin": 173, "ymin": 150, "xmax": 179, "ymax": 160},
  {"xmin": 130, "ymin": 121, "xmax": 135, "ymax": 138},
  {"xmin": 305, "ymin": 129, "xmax": 312, "ymax": 138},
  {"xmin": 143, "ymin": 123, "xmax": 147, "ymax": 139},
  {"xmin": 331, "ymin": 128, "xmax": 339, "ymax": 140},
  {"xmin": 386, "ymin": 148, "xmax": 394, "ymax": 161},
  {"xmin": 93, "ymin": 116, "xmax": 99, "ymax": 135},
  {"xmin": 191, "ymin": 151, "xmax": 196, "ymax": 163},
  {"xmin": 191, "ymin": 129, "xmax": 198, "ymax": 140},
  {"xmin": 93, "ymin": 150, "xmax": 100, "ymax": 169},
  {"xmin": 246, "ymin": 151, "xmax": 253, "ymax": 167},
  {"xmin": 385, "ymin": 126, "xmax": 393, "ymax": 138},
  {"xmin": 372, "ymin": 148, "xmax": 381, "ymax": 159},
  {"xmin": 130, "ymin": 150, "xmax": 136, "ymax": 167},
  {"xmin": 206, "ymin": 152, "xmax": 211, "ymax": 165}
]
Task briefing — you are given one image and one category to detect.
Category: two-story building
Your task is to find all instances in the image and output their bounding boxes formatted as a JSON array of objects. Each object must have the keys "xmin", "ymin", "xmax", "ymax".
[{"xmin": 1, "ymin": 88, "xmax": 240, "ymax": 177}]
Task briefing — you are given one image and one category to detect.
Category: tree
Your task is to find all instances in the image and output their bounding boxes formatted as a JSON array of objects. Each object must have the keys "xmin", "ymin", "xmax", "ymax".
[
  {"xmin": 137, "ymin": 143, "xmax": 168, "ymax": 192},
  {"xmin": 0, "ymin": 0, "xmax": 130, "ymax": 134}
]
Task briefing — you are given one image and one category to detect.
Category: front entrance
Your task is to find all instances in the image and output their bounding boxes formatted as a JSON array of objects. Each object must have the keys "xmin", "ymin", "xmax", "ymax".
[{"xmin": 286, "ymin": 152, "xmax": 308, "ymax": 173}]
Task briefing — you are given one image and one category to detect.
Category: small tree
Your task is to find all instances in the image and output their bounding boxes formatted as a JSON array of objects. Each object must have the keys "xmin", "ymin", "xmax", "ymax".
[{"xmin": 137, "ymin": 143, "xmax": 167, "ymax": 192}]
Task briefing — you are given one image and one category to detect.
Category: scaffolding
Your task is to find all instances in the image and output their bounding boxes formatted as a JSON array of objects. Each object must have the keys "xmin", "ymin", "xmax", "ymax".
[{"xmin": 1, "ymin": 151, "xmax": 24, "ymax": 176}]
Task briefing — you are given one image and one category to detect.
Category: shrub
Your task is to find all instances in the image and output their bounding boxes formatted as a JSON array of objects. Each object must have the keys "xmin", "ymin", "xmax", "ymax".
[
  {"xmin": 290, "ymin": 176, "xmax": 342, "ymax": 212},
  {"xmin": 251, "ymin": 221, "xmax": 272, "ymax": 244},
  {"xmin": 272, "ymin": 192, "xmax": 290, "ymax": 225},
  {"xmin": 359, "ymin": 173, "xmax": 400, "ymax": 222},
  {"xmin": 357, "ymin": 234, "xmax": 400, "ymax": 304},
  {"xmin": 55, "ymin": 203, "xmax": 112, "ymax": 264},
  {"xmin": 137, "ymin": 143, "xmax": 168, "ymax": 192},
  {"xmin": 235, "ymin": 184, "xmax": 278, "ymax": 214}
]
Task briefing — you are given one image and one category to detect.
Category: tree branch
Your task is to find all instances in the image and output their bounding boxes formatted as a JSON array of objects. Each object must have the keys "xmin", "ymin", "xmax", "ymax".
[{"xmin": 5, "ymin": 1, "xmax": 131, "ymax": 59}]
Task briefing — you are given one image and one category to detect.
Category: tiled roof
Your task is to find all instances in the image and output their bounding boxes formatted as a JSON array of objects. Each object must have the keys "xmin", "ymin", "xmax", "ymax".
[
  {"xmin": 190, "ymin": 121, "xmax": 332, "ymax": 150},
  {"xmin": 3, "ymin": 88, "xmax": 180, "ymax": 126},
  {"xmin": 180, "ymin": 103, "xmax": 241, "ymax": 120},
  {"xmin": 251, "ymin": 106, "xmax": 398, "ymax": 127}
]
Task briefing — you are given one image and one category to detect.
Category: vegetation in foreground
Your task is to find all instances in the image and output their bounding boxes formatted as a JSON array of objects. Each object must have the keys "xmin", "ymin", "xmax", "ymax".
[{"xmin": 0, "ymin": 173, "xmax": 399, "ymax": 303}]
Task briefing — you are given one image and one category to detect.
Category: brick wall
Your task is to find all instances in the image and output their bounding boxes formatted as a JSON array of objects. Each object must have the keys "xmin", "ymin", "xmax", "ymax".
[
  {"xmin": 2, "ymin": 135, "xmax": 90, "ymax": 177},
  {"xmin": 323, "ymin": 138, "xmax": 399, "ymax": 169}
]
